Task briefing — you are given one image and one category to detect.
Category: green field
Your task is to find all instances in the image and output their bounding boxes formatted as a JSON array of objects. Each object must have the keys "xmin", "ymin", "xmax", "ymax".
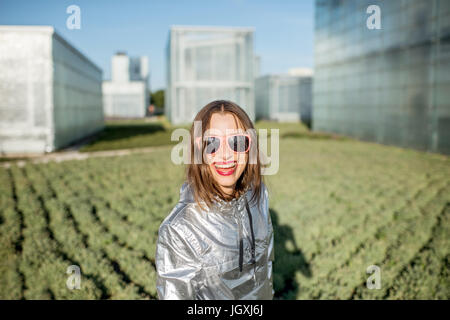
[
  {"xmin": 1, "ymin": 121, "xmax": 449, "ymax": 299},
  {"xmin": 79, "ymin": 117, "xmax": 188, "ymax": 152}
]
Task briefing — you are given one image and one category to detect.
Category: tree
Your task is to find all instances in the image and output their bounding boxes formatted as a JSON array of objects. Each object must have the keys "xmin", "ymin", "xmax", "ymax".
[{"xmin": 150, "ymin": 90, "xmax": 165, "ymax": 109}]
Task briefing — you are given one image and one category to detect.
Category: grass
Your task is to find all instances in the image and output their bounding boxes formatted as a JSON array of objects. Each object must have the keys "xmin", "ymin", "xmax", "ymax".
[
  {"xmin": 79, "ymin": 117, "xmax": 191, "ymax": 152},
  {"xmin": 0, "ymin": 119, "xmax": 449, "ymax": 299}
]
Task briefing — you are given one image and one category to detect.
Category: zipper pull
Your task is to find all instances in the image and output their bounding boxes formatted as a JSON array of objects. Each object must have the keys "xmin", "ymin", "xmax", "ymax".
[{"xmin": 235, "ymin": 207, "xmax": 244, "ymax": 273}]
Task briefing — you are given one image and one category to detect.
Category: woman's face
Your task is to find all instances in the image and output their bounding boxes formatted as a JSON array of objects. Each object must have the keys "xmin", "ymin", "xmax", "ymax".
[{"xmin": 204, "ymin": 113, "xmax": 248, "ymax": 196}]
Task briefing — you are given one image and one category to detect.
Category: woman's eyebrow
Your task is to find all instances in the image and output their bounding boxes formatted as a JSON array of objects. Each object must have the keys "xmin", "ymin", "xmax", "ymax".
[{"xmin": 204, "ymin": 129, "xmax": 244, "ymax": 136}]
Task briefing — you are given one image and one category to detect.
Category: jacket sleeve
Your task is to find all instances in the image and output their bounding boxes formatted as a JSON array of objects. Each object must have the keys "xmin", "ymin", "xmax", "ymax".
[{"xmin": 155, "ymin": 223, "xmax": 201, "ymax": 300}]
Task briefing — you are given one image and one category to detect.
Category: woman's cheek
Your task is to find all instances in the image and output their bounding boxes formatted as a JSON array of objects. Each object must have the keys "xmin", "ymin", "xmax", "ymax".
[{"xmin": 236, "ymin": 155, "xmax": 247, "ymax": 177}]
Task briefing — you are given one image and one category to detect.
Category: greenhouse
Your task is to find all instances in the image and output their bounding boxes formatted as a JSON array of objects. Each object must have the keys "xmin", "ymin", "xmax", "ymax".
[
  {"xmin": 166, "ymin": 25, "xmax": 256, "ymax": 125},
  {"xmin": 0, "ymin": 26, "xmax": 104, "ymax": 154},
  {"xmin": 102, "ymin": 53, "xmax": 149, "ymax": 118},
  {"xmin": 255, "ymin": 72, "xmax": 312, "ymax": 125},
  {"xmin": 313, "ymin": 0, "xmax": 450, "ymax": 154}
]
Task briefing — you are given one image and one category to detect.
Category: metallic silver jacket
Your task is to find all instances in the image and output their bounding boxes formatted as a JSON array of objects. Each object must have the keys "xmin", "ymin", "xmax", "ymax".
[{"xmin": 155, "ymin": 181, "xmax": 274, "ymax": 300}]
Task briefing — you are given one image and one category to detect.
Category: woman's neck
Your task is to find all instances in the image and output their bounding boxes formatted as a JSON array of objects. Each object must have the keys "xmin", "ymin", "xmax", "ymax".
[{"xmin": 219, "ymin": 184, "xmax": 238, "ymax": 199}]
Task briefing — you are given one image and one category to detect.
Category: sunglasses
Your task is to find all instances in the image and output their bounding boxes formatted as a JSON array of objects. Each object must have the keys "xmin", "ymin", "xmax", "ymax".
[{"xmin": 196, "ymin": 134, "xmax": 251, "ymax": 155}]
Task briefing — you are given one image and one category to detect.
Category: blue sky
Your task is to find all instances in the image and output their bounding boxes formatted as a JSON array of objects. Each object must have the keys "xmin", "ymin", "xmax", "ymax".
[{"xmin": 0, "ymin": 0, "xmax": 314, "ymax": 91}]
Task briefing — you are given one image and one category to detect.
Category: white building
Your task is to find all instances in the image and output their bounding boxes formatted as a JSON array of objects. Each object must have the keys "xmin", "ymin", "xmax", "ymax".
[
  {"xmin": 0, "ymin": 26, "xmax": 104, "ymax": 154},
  {"xmin": 254, "ymin": 55, "xmax": 261, "ymax": 79},
  {"xmin": 102, "ymin": 52, "xmax": 149, "ymax": 118},
  {"xmin": 166, "ymin": 26, "xmax": 255, "ymax": 125},
  {"xmin": 255, "ymin": 69, "xmax": 313, "ymax": 124}
]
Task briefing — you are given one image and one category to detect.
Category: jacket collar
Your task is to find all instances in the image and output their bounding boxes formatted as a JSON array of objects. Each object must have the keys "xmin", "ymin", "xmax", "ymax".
[{"xmin": 179, "ymin": 181, "xmax": 195, "ymax": 204}]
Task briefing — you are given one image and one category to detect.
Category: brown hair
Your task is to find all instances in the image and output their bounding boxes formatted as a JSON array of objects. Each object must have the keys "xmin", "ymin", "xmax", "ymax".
[{"xmin": 186, "ymin": 100, "xmax": 263, "ymax": 211}]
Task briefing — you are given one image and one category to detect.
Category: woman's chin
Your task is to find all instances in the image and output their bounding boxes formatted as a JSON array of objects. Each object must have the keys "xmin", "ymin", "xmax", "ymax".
[
  {"xmin": 211, "ymin": 171, "xmax": 237, "ymax": 188},
  {"xmin": 215, "ymin": 175, "xmax": 236, "ymax": 187}
]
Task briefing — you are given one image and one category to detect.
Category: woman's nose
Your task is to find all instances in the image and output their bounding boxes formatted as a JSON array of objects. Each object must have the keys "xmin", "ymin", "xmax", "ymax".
[{"xmin": 218, "ymin": 137, "xmax": 233, "ymax": 160}]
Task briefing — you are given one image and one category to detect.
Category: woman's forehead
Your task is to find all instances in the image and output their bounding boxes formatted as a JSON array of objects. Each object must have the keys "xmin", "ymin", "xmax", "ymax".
[{"xmin": 207, "ymin": 113, "xmax": 245, "ymax": 134}]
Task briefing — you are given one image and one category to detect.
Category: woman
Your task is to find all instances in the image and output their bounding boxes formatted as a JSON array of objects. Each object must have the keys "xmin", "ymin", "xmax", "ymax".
[{"xmin": 155, "ymin": 100, "xmax": 274, "ymax": 300}]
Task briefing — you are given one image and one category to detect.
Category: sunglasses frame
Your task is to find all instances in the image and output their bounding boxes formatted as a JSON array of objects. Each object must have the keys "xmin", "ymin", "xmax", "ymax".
[{"xmin": 195, "ymin": 133, "xmax": 252, "ymax": 155}]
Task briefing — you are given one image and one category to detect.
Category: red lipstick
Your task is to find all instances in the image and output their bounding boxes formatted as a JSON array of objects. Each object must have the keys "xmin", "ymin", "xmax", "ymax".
[{"xmin": 213, "ymin": 161, "xmax": 236, "ymax": 176}]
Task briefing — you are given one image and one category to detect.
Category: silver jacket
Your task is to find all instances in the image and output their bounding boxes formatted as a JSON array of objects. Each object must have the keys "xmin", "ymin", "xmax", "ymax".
[{"xmin": 155, "ymin": 181, "xmax": 274, "ymax": 300}]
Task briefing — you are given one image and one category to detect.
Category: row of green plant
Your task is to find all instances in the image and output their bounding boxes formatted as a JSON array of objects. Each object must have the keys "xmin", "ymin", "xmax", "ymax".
[{"xmin": 0, "ymin": 127, "xmax": 449, "ymax": 299}]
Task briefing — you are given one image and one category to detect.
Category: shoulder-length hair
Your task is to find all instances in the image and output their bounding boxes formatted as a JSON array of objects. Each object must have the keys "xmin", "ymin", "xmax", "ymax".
[{"xmin": 186, "ymin": 100, "xmax": 263, "ymax": 211}]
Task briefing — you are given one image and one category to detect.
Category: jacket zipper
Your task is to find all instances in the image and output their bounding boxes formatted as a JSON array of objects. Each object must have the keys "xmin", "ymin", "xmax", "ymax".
[
  {"xmin": 236, "ymin": 198, "xmax": 257, "ymax": 281},
  {"xmin": 236, "ymin": 208, "xmax": 244, "ymax": 272}
]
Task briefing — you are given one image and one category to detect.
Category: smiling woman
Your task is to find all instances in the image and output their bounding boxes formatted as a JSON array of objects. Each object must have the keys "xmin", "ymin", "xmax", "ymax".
[
  {"xmin": 155, "ymin": 100, "xmax": 274, "ymax": 300},
  {"xmin": 200, "ymin": 114, "xmax": 252, "ymax": 195},
  {"xmin": 188, "ymin": 100, "xmax": 262, "ymax": 207}
]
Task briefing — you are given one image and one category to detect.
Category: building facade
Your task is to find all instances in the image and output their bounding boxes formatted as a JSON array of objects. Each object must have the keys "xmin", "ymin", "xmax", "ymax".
[
  {"xmin": 166, "ymin": 26, "xmax": 255, "ymax": 125},
  {"xmin": 102, "ymin": 52, "xmax": 149, "ymax": 118},
  {"xmin": 313, "ymin": 0, "xmax": 450, "ymax": 154},
  {"xmin": 0, "ymin": 26, "xmax": 104, "ymax": 154}
]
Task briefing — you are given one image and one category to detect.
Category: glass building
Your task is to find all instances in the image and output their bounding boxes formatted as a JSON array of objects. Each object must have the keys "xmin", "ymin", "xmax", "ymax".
[
  {"xmin": 0, "ymin": 26, "xmax": 104, "ymax": 153},
  {"xmin": 255, "ymin": 73, "xmax": 312, "ymax": 125},
  {"xmin": 166, "ymin": 26, "xmax": 255, "ymax": 125},
  {"xmin": 313, "ymin": 0, "xmax": 450, "ymax": 154}
]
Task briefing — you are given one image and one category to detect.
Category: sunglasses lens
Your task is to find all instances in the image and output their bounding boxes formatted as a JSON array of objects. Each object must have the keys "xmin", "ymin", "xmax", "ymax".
[
  {"xmin": 228, "ymin": 135, "xmax": 249, "ymax": 152},
  {"xmin": 205, "ymin": 137, "xmax": 220, "ymax": 154}
]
